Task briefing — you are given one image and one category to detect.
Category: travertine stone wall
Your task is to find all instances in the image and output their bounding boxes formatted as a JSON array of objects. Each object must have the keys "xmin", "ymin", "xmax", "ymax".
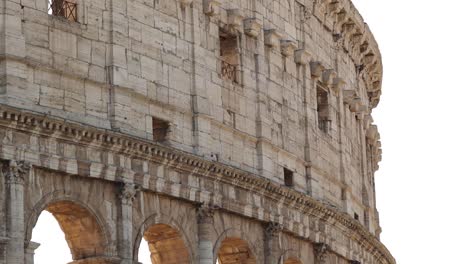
[{"xmin": 0, "ymin": 0, "xmax": 389, "ymax": 263}]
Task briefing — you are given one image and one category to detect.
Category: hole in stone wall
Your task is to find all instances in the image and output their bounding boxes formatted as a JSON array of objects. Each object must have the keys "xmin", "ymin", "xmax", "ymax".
[
  {"xmin": 220, "ymin": 31, "xmax": 240, "ymax": 83},
  {"xmin": 152, "ymin": 117, "xmax": 169, "ymax": 142},
  {"xmin": 316, "ymin": 84, "xmax": 331, "ymax": 133},
  {"xmin": 354, "ymin": 212, "xmax": 360, "ymax": 221},
  {"xmin": 48, "ymin": 0, "xmax": 78, "ymax": 22},
  {"xmin": 284, "ymin": 167, "xmax": 294, "ymax": 187}
]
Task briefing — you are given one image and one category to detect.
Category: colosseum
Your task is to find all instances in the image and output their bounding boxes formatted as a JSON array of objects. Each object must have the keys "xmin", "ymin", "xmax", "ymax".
[{"xmin": 0, "ymin": 0, "xmax": 393, "ymax": 263}]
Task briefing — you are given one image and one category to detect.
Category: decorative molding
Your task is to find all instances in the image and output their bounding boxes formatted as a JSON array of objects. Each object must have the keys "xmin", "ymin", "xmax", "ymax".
[
  {"xmin": 3, "ymin": 160, "xmax": 31, "ymax": 185},
  {"xmin": 264, "ymin": 222, "xmax": 283, "ymax": 238},
  {"xmin": 313, "ymin": 242, "xmax": 329, "ymax": 264},
  {"xmin": 0, "ymin": 106, "xmax": 394, "ymax": 264},
  {"xmin": 197, "ymin": 203, "xmax": 219, "ymax": 224},
  {"xmin": 119, "ymin": 183, "xmax": 140, "ymax": 205}
]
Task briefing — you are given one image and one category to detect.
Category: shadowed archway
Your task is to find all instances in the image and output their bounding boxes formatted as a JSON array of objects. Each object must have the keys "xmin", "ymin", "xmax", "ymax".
[
  {"xmin": 217, "ymin": 237, "xmax": 256, "ymax": 264},
  {"xmin": 138, "ymin": 223, "xmax": 191, "ymax": 264},
  {"xmin": 31, "ymin": 200, "xmax": 108, "ymax": 263}
]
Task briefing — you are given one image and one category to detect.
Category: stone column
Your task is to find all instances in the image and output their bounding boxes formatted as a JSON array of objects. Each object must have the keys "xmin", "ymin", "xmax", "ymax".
[
  {"xmin": 197, "ymin": 204, "xmax": 217, "ymax": 264},
  {"xmin": 24, "ymin": 241, "xmax": 40, "ymax": 264},
  {"xmin": 118, "ymin": 183, "xmax": 140, "ymax": 264},
  {"xmin": 263, "ymin": 222, "xmax": 282, "ymax": 264},
  {"xmin": 0, "ymin": 237, "xmax": 9, "ymax": 264},
  {"xmin": 4, "ymin": 160, "xmax": 30, "ymax": 264},
  {"xmin": 313, "ymin": 243, "xmax": 329, "ymax": 264}
]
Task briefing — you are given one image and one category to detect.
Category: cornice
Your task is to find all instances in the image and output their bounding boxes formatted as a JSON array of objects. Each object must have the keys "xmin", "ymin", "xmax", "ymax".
[
  {"xmin": 0, "ymin": 106, "xmax": 395, "ymax": 264},
  {"xmin": 312, "ymin": 0, "xmax": 383, "ymax": 109}
]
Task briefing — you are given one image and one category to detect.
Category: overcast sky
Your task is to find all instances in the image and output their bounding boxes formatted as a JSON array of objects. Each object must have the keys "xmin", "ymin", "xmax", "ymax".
[{"xmin": 31, "ymin": 1, "xmax": 468, "ymax": 264}]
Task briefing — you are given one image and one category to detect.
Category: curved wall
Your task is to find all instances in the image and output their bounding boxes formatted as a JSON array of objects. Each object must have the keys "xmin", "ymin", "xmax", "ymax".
[{"xmin": 0, "ymin": 0, "xmax": 389, "ymax": 263}]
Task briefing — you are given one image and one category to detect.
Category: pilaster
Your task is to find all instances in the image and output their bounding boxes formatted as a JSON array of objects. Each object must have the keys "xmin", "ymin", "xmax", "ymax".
[
  {"xmin": 313, "ymin": 243, "xmax": 329, "ymax": 264},
  {"xmin": 197, "ymin": 203, "xmax": 218, "ymax": 264},
  {"xmin": 24, "ymin": 241, "xmax": 40, "ymax": 264},
  {"xmin": 117, "ymin": 183, "xmax": 140, "ymax": 264},
  {"xmin": 3, "ymin": 160, "xmax": 30, "ymax": 264},
  {"xmin": 263, "ymin": 222, "xmax": 282, "ymax": 264}
]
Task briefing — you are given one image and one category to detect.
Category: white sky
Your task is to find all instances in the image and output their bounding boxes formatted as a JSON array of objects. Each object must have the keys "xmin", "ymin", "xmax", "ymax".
[
  {"xmin": 353, "ymin": 0, "xmax": 468, "ymax": 263},
  {"xmin": 31, "ymin": 1, "xmax": 468, "ymax": 264}
]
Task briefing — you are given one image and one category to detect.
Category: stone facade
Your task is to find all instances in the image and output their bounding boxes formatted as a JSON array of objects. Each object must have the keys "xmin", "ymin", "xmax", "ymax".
[{"xmin": 0, "ymin": 0, "xmax": 391, "ymax": 263}]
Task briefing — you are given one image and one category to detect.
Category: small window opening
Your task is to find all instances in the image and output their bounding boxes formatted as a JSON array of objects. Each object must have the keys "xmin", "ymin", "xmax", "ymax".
[
  {"xmin": 354, "ymin": 212, "xmax": 360, "ymax": 221},
  {"xmin": 220, "ymin": 31, "xmax": 239, "ymax": 83},
  {"xmin": 283, "ymin": 167, "xmax": 294, "ymax": 187},
  {"xmin": 152, "ymin": 117, "xmax": 169, "ymax": 142},
  {"xmin": 316, "ymin": 84, "xmax": 331, "ymax": 133},
  {"xmin": 48, "ymin": 0, "xmax": 77, "ymax": 22}
]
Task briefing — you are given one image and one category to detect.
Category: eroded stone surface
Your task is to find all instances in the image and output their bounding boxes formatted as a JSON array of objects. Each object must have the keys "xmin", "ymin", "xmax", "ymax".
[{"xmin": 0, "ymin": 0, "xmax": 391, "ymax": 263}]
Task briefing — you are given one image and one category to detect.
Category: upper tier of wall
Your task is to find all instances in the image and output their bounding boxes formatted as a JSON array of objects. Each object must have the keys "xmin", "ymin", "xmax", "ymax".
[{"xmin": 0, "ymin": 0, "xmax": 384, "ymax": 236}]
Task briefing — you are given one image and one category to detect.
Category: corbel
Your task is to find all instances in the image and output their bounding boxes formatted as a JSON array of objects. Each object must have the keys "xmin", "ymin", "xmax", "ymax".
[
  {"xmin": 244, "ymin": 18, "xmax": 262, "ymax": 38},
  {"xmin": 366, "ymin": 125, "xmax": 378, "ymax": 140},
  {"xmin": 322, "ymin": 69, "xmax": 337, "ymax": 86},
  {"xmin": 310, "ymin": 61, "xmax": 325, "ymax": 79},
  {"xmin": 362, "ymin": 53, "xmax": 376, "ymax": 65},
  {"xmin": 350, "ymin": 100, "xmax": 368, "ymax": 113},
  {"xmin": 280, "ymin": 40, "xmax": 297, "ymax": 57},
  {"xmin": 343, "ymin": 88, "xmax": 358, "ymax": 105},
  {"xmin": 264, "ymin": 29, "xmax": 283, "ymax": 49},
  {"xmin": 226, "ymin": 9, "xmax": 243, "ymax": 32},
  {"xmin": 294, "ymin": 49, "xmax": 312, "ymax": 65},
  {"xmin": 203, "ymin": 0, "xmax": 221, "ymax": 17},
  {"xmin": 179, "ymin": 0, "xmax": 193, "ymax": 7},
  {"xmin": 331, "ymin": 77, "xmax": 346, "ymax": 95}
]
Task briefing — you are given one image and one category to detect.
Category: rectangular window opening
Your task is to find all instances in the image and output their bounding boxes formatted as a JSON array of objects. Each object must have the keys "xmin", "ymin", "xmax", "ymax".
[
  {"xmin": 316, "ymin": 84, "xmax": 331, "ymax": 133},
  {"xmin": 354, "ymin": 212, "xmax": 360, "ymax": 221},
  {"xmin": 220, "ymin": 31, "xmax": 239, "ymax": 83},
  {"xmin": 152, "ymin": 117, "xmax": 169, "ymax": 143},
  {"xmin": 48, "ymin": 0, "xmax": 78, "ymax": 22},
  {"xmin": 283, "ymin": 167, "xmax": 294, "ymax": 187}
]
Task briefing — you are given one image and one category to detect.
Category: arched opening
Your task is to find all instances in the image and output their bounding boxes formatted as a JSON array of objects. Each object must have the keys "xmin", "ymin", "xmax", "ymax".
[
  {"xmin": 284, "ymin": 258, "xmax": 302, "ymax": 264},
  {"xmin": 31, "ymin": 211, "xmax": 72, "ymax": 263},
  {"xmin": 30, "ymin": 201, "xmax": 107, "ymax": 263},
  {"xmin": 216, "ymin": 237, "xmax": 256, "ymax": 264},
  {"xmin": 138, "ymin": 223, "xmax": 190, "ymax": 264}
]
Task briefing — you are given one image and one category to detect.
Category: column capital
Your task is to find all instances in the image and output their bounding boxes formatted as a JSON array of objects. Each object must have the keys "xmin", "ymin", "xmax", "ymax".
[
  {"xmin": 3, "ymin": 160, "xmax": 30, "ymax": 185},
  {"xmin": 196, "ymin": 203, "xmax": 219, "ymax": 224},
  {"xmin": 264, "ymin": 222, "xmax": 283, "ymax": 238},
  {"xmin": 313, "ymin": 242, "xmax": 329, "ymax": 264},
  {"xmin": 119, "ymin": 183, "xmax": 140, "ymax": 206}
]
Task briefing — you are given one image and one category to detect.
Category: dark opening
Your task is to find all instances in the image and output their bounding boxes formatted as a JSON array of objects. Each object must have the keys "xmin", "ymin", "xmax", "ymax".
[
  {"xmin": 220, "ymin": 31, "xmax": 239, "ymax": 83},
  {"xmin": 283, "ymin": 167, "xmax": 294, "ymax": 187},
  {"xmin": 152, "ymin": 117, "xmax": 169, "ymax": 142},
  {"xmin": 316, "ymin": 84, "xmax": 330, "ymax": 133},
  {"xmin": 354, "ymin": 212, "xmax": 360, "ymax": 221},
  {"xmin": 48, "ymin": 0, "xmax": 77, "ymax": 22}
]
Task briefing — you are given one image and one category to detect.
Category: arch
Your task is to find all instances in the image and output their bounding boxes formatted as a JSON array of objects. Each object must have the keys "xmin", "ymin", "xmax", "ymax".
[
  {"xmin": 213, "ymin": 227, "xmax": 260, "ymax": 263},
  {"xmin": 25, "ymin": 190, "xmax": 112, "ymax": 260},
  {"xmin": 134, "ymin": 213, "xmax": 194, "ymax": 264},
  {"xmin": 284, "ymin": 258, "xmax": 303, "ymax": 264},
  {"xmin": 216, "ymin": 237, "xmax": 256, "ymax": 264}
]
